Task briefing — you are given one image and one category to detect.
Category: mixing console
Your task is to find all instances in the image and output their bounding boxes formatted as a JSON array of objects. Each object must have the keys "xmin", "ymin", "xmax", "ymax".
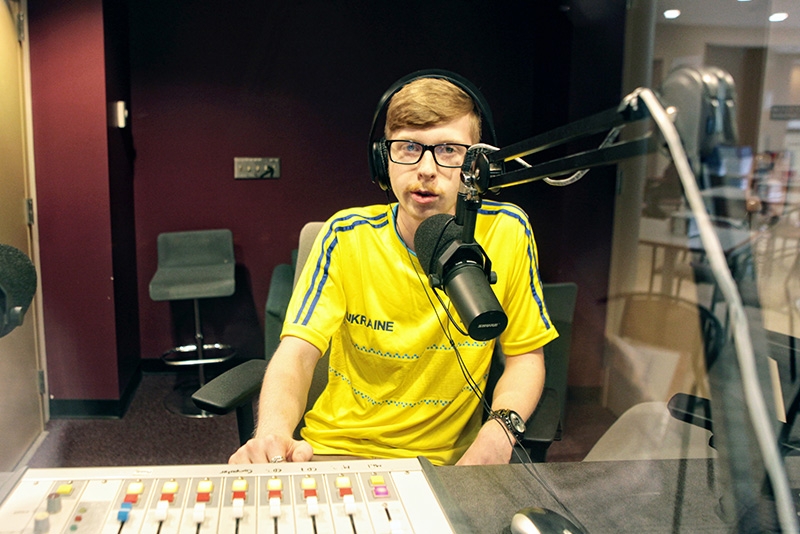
[{"xmin": 0, "ymin": 458, "xmax": 455, "ymax": 533}]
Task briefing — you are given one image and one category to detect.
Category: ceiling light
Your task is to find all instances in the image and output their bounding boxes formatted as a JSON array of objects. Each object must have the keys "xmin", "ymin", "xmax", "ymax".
[
  {"xmin": 663, "ymin": 9, "xmax": 681, "ymax": 20},
  {"xmin": 769, "ymin": 12, "xmax": 789, "ymax": 22}
]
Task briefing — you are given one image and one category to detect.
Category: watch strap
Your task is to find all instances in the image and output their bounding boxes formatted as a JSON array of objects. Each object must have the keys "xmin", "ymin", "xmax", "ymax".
[{"xmin": 489, "ymin": 409, "xmax": 524, "ymax": 441}]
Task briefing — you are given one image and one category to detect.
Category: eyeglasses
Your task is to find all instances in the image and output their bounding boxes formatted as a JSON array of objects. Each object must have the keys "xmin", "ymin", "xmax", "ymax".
[{"xmin": 385, "ymin": 140, "xmax": 471, "ymax": 168}]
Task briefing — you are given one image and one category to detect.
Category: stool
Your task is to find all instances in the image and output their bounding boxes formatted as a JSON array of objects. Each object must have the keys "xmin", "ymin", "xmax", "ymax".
[{"xmin": 149, "ymin": 229, "xmax": 237, "ymax": 417}]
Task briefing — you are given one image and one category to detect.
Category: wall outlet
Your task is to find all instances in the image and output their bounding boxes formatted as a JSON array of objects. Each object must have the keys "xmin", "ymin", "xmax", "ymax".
[{"xmin": 234, "ymin": 157, "xmax": 280, "ymax": 179}]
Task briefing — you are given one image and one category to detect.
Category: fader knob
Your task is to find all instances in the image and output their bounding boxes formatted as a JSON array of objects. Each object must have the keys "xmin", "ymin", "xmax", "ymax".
[
  {"xmin": 33, "ymin": 511, "xmax": 50, "ymax": 533},
  {"xmin": 46, "ymin": 492, "xmax": 62, "ymax": 514}
]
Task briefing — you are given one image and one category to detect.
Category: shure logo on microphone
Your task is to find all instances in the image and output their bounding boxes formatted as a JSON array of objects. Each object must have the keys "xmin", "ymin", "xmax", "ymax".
[{"xmin": 478, "ymin": 323, "xmax": 501, "ymax": 328}]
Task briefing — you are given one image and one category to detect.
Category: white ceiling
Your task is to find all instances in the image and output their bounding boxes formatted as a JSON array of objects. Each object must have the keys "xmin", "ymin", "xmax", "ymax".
[{"xmin": 656, "ymin": 0, "xmax": 800, "ymax": 29}]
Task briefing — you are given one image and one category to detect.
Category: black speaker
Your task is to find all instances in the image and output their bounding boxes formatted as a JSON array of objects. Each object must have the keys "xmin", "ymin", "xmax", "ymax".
[
  {"xmin": 368, "ymin": 69, "xmax": 497, "ymax": 192},
  {"xmin": 0, "ymin": 244, "xmax": 37, "ymax": 338}
]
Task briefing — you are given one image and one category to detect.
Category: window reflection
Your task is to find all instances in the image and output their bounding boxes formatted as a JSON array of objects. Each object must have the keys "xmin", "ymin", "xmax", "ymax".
[{"xmin": 600, "ymin": 2, "xmax": 800, "ymax": 527}]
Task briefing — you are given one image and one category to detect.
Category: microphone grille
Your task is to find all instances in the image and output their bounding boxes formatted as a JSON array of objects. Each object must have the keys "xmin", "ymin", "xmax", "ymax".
[{"xmin": 414, "ymin": 214, "xmax": 462, "ymax": 276}]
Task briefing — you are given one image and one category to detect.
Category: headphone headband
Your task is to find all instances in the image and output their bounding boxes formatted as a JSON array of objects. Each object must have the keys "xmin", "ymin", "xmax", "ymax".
[{"xmin": 368, "ymin": 69, "xmax": 496, "ymax": 191}]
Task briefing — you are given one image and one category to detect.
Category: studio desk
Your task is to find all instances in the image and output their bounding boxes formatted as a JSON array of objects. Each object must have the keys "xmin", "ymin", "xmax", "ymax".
[
  {"xmin": 434, "ymin": 458, "xmax": 729, "ymax": 532},
  {"xmin": 3, "ymin": 456, "xmax": 799, "ymax": 533}
]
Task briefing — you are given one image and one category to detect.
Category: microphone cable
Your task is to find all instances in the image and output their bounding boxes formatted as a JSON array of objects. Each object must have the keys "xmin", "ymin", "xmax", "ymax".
[
  {"xmin": 405, "ymin": 224, "xmax": 482, "ymax": 398},
  {"xmin": 403, "ymin": 212, "xmax": 585, "ymax": 531}
]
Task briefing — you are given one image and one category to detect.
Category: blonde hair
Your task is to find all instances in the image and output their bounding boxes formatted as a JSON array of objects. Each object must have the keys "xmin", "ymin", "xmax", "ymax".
[{"xmin": 385, "ymin": 77, "xmax": 481, "ymax": 142}]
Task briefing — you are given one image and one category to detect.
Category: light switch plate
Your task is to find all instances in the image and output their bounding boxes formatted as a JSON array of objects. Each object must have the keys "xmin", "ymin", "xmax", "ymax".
[{"xmin": 234, "ymin": 157, "xmax": 281, "ymax": 179}]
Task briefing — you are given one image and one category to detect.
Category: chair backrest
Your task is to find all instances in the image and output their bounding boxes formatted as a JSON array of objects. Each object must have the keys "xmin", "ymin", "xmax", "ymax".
[
  {"xmin": 293, "ymin": 223, "xmax": 328, "ymax": 431},
  {"xmin": 150, "ymin": 229, "xmax": 235, "ymax": 301},
  {"xmin": 264, "ymin": 222, "xmax": 325, "ymax": 357},
  {"xmin": 540, "ymin": 282, "xmax": 579, "ymax": 428},
  {"xmin": 156, "ymin": 229, "xmax": 234, "ymax": 268},
  {"xmin": 484, "ymin": 282, "xmax": 578, "ymax": 429},
  {"xmin": 294, "ymin": 222, "xmax": 325, "ymax": 288}
]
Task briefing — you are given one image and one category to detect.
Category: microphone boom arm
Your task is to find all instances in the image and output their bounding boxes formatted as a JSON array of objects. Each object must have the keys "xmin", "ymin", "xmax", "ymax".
[
  {"xmin": 465, "ymin": 90, "xmax": 661, "ymax": 194},
  {"xmin": 488, "ymin": 134, "xmax": 658, "ymax": 190}
]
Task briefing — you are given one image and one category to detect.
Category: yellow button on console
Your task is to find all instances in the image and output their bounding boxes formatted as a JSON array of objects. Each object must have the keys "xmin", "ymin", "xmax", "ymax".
[{"xmin": 56, "ymin": 484, "xmax": 73, "ymax": 496}]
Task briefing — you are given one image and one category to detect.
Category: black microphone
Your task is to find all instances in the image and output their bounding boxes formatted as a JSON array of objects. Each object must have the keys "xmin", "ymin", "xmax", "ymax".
[
  {"xmin": 0, "ymin": 244, "xmax": 37, "ymax": 338},
  {"xmin": 414, "ymin": 213, "xmax": 507, "ymax": 341}
]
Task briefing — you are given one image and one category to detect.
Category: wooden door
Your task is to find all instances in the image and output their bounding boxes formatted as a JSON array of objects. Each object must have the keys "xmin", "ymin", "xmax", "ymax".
[{"xmin": 0, "ymin": 0, "xmax": 45, "ymax": 471}]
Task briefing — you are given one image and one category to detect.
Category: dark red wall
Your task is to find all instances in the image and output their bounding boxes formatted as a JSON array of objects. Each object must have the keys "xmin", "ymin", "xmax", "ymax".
[{"xmin": 28, "ymin": 0, "xmax": 121, "ymax": 400}]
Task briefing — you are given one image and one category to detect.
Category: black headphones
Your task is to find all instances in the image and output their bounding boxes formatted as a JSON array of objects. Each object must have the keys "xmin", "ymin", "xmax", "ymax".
[{"xmin": 368, "ymin": 69, "xmax": 497, "ymax": 192}]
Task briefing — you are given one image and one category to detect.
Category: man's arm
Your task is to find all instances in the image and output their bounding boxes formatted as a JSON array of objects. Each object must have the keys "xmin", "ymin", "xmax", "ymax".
[
  {"xmin": 228, "ymin": 335, "xmax": 322, "ymax": 464},
  {"xmin": 455, "ymin": 347, "xmax": 545, "ymax": 465}
]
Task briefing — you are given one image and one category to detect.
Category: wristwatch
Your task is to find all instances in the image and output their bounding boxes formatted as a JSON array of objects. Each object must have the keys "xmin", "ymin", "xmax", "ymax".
[{"xmin": 490, "ymin": 409, "xmax": 526, "ymax": 442}]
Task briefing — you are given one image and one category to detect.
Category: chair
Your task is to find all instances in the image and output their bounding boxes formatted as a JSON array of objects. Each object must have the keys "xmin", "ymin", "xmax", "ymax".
[
  {"xmin": 263, "ymin": 263, "xmax": 294, "ymax": 358},
  {"xmin": 150, "ymin": 229, "xmax": 237, "ymax": 417},
  {"xmin": 193, "ymin": 223, "xmax": 576, "ymax": 462},
  {"xmin": 587, "ymin": 293, "xmax": 724, "ymax": 461},
  {"xmin": 483, "ymin": 282, "xmax": 578, "ymax": 461}
]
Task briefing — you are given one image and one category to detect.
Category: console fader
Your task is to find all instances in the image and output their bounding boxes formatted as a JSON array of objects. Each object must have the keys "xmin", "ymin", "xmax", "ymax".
[{"xmin": 0, "ymin": 458, "xmax": 456, "ymax": 533}]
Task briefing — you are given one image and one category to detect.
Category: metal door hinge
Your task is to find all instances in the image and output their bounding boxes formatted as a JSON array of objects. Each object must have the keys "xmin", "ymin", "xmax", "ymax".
[
  {"xmin": 17, "ymin": 12, "xmax": 24, "ymax": 42},
  {"xmin": 25, "ymin": 198, "xmax": 34, "ymax": 226},
  {"xmin": 37, "ymin": 370, "xmax": 46, "ymax": 395}
]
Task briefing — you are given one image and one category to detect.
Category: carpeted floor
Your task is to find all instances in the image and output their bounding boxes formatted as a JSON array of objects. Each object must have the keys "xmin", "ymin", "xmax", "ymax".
[
  {"xmin": 28, "ymin": 373, "xmax": 241, "ymax": 468},
  {"xmin": 27, "ymin": 373, "xmax": 615, "ymax": 468}
]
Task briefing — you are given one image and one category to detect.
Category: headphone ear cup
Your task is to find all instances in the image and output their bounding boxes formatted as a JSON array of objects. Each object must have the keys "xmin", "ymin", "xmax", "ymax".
[{"xmin": 370, "ymin": 138, "xmax": 391, "ymax": 191}]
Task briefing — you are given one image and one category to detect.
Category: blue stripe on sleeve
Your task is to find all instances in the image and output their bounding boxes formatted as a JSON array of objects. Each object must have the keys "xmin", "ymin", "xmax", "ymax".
[{"xmin": 294, "ymin": 212, "xmax": 389, "ymax": 326}]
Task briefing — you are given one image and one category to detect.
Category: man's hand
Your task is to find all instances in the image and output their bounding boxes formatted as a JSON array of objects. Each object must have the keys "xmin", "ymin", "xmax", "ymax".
[
  {"xmin": 457, "ymin": 348, "xmax": 545, "ymax": 465},
  {"xmin": 229, "ymin": 336, "xmax": 320, "ymax": 465},
  {"xmin": 229, "ymin": 434, "xmax": 314, "ymax": 464},
  {"xmin": 455, "ymin": 419, "xmax": 516, "ymax": 465}
]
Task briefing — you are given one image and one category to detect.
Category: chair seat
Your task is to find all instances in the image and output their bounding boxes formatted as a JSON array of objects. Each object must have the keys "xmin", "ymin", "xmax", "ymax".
[{"xmin": 149, "ymin": 264, "xmax": 235, "ymax": 301}]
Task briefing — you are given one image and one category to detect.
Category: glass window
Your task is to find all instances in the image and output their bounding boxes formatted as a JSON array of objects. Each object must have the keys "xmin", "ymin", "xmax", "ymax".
[{"xmin": 599, "ymin": 2, "xmax": 800, "ymax": 529}]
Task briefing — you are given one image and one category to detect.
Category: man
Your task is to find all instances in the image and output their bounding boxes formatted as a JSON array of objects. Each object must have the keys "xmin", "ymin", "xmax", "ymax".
[{"xmin": 230, "ymin": 73, "xmax": 557, "ymax": 466}]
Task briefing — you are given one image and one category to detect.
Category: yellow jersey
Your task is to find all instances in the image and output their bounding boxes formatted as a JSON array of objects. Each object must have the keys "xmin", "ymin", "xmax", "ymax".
[{"xmin": 283, "ymin": 201, "xmax": 557, "ymax": 464}]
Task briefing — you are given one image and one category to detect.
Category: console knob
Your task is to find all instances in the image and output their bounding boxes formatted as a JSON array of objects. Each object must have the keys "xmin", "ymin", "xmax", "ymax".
[
  {"xmin": 46, "ymin": 493, "xmax": 61, "ymax": 514},
  {"xmin": 33, "ymin": 511, "xmax": 50, "ymax": 533}
]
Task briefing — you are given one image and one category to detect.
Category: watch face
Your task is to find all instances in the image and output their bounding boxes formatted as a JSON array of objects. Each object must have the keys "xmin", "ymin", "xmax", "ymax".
[{"xmin": 509, "ymin": 411, "xmax": 526, "ymax": 433}]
